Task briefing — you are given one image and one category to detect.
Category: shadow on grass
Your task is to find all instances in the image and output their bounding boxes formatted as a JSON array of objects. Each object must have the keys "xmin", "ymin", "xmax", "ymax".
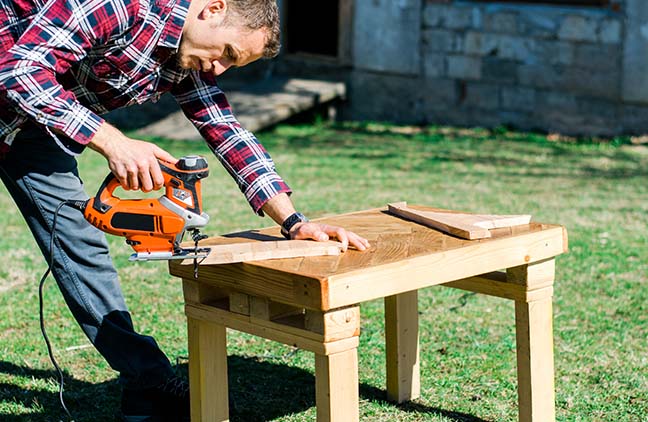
[
  {"xmin": 1, "ymin": 357, "xmax": 490, "ymax": 422},
  {"xmin": 225, "ymin": 356, "xmax": 493, "ymax": 422},
  {"xmin": 0, "ymin": 361, "xmax": 120, "ymax": 421},
  {"xmin": 358, "ymin": 383, "xmax": 491, "ymax": 422}
]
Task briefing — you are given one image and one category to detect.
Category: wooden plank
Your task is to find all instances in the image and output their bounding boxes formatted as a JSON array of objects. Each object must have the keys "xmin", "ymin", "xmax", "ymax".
[
  {"xmin": 172, "ymin": 262, "xmax": 327, "ymax": 310},
  {"xmin": 442, "ymin": 272, "xmax": 554, "ymax": 302},
  {"xmin": 182, "ymin": 240, "xmax": 343, "ymax": 266},
  {"xmin": 388, "ymin": 201, "xmax": 489, "ymax": 239},
  {"xmin": 186, "ymin": 303, "xmax": 359, "ymax": 355},
  {"xmin": 187, "ymin": 317, "xmax": 229, "ymax": 422},
  {"xmin": 385, "ymin": 291, "xmax": 420, "ymax": 403},
  {"xmin": 387, "ymin": 201, "xmax": 531, "ymax": 240},
  {"xmin": 190, "ymin": 301, "xmax": 312, "ymax": 341},
  {"xmin": 315, "ymin": 349, "xmax": 360, "ymax": 422}
]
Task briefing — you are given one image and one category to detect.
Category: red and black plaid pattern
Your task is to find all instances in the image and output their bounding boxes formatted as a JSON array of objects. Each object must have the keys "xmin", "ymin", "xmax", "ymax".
[{"xmin": 0, "ymin": 0, "xmax": 290, "ymax": 213}]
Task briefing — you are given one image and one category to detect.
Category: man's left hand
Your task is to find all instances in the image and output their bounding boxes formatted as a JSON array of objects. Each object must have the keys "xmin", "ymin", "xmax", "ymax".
[{"xmin": 289, "ymin": 222, "xmax": 370, "ymax": 252}]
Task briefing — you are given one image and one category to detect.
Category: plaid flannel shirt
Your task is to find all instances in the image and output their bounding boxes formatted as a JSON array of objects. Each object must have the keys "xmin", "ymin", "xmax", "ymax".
[{"xmin": 0, "ymin": 0, "xmax": 291, "ymax": 213}]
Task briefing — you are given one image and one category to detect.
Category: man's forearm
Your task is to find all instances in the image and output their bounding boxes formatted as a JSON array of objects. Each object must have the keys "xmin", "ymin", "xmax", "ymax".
[
  {"xmin": 171, "ymin": 73, "xmax": 292, "ymax": 215},
  {"xmin": 86, "ymin": 121, "xmax": 177, "ymax": 191},
  {"xmin": 260, "ymin": 193, "xmax": 297, "ymax": 226},
  {"xmin": 87, "ymin": 121, "xmax": 124, "ymax": 157}
]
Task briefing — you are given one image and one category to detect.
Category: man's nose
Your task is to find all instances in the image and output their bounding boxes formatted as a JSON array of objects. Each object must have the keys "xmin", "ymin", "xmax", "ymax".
[{"xmin": 212, "ymin": 61, "xmax": 232, "ymax": 76}]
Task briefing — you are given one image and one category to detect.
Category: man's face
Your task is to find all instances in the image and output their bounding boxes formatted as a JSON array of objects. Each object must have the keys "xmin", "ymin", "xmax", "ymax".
[{"xmin": 178, "ymin": 0, "xmax": 267, "ymax": 76}]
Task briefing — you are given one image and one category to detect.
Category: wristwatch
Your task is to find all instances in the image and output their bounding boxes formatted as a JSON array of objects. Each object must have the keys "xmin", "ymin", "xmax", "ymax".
[{"xmin": 281, "ymin": 212, "xmax": 309, "ymax": 239}]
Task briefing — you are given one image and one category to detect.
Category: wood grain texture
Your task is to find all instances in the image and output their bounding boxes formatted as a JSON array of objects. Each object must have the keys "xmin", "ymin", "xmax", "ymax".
[
  {"xmin": 169, "ymin": 206, "xmax": 567, "ymax": 311},
  {"xmin": 515, "ymin": 297, "xmax": 556, "ymax": 422},
  {"xmin": 315, "ymin": 349, "xmax": 360, "ymax": 422},
  {"xmin": 182, "ymin": 240, "xmax": 343, "ymax": 266},
  {"xmin": 186, "ymin": 303, "xmax": 359, "ymax": 355},
  {"xmin": 385, "ymin": 291, "xmax": 420, "ymax": 403},
  {"xmin": 187, "ymin": 318, "xmax": 229, "ymax": 422},
  {"xmin": 443, "ymin": 271, "xmax": 554, "ymax": 302},
  {"xmin": 325, "ymin": 225, "xmax": 565, "ymax": 309},
  {"xmin": 229, "ymin": 291, "xmax": 250, "ymax": 315},
  {"xmin": 249, "ymin": 296, "xmax": 302, "ymax": 321},
  {"xmin": 174, "ymin": 206, "xmax": 563, "ymax": 422},
  {"xmin": 305, "ymin": 306, "xmax": 361, "ymax": 342},
  {"xmin": 388, "ymin": 201, "xmax": 531, "ymax": 239},
  {"xmin": 510, "ymin": 260, "xmax": 556, "ymax": 422}
]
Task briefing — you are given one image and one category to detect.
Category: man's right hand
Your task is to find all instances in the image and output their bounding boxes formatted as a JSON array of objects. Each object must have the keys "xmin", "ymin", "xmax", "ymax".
[{"xmin": 88, "ymin": 122, "xmax": 177, "ymax": 192}]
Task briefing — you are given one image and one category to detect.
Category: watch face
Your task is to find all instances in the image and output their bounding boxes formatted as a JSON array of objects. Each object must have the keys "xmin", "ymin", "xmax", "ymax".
[
  {"xmin": 294, "ymin": 213, "xmax": 308, "ymax": 224},
  {"xmin": 282, "ymin": 213, "xmax": 309, "ymax": 235}
]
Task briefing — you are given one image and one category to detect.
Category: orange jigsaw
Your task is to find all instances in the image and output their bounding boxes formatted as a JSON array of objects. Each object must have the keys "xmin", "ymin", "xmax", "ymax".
[{"xmin": 80, "ymin": 155, "xmax": 210, "ymax": 261}]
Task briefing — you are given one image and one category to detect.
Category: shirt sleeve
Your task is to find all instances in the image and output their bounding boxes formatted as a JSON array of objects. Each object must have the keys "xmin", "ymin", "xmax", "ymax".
[
  {"xmin": 0, "ymin": 0, "xmax": 139, "ymax": 147},
  {"xmin": 171, "ymin": 71, "xmax": 292, "ymax": 215}
]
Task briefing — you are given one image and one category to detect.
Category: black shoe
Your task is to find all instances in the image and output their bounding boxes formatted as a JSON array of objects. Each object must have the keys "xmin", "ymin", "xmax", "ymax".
[{"xmin": 120, "ymin": 376, "xmax": 190, "ymax": 422}]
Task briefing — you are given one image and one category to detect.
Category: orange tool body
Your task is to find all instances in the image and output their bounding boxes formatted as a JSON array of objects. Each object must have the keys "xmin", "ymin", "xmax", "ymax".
[{"xmin": 82, "ymin": 156, "xmax": 211, "ymax": 261}]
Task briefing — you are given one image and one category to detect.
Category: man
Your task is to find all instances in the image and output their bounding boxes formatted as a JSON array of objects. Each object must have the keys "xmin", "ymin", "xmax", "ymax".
[{"xmin": 0, "ymin": 0, "xmax": 370, "ymax": 420}]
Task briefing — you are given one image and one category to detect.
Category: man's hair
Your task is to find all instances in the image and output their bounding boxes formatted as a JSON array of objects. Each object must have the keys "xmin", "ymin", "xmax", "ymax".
[{"xmin": 225, "ymin": 0, "xmax": 281, "ymax": 58}]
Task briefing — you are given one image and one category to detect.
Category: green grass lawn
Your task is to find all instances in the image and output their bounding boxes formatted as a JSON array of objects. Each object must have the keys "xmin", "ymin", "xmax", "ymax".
[{"xmin": 1, "ymin": 122, "xmax": 646, "ymax": 421}]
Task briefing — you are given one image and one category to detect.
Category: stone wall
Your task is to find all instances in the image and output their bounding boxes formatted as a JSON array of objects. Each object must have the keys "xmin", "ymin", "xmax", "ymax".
[{"xmin": 346, "ymin": 0, "xmax": 648, "ymax": 136}]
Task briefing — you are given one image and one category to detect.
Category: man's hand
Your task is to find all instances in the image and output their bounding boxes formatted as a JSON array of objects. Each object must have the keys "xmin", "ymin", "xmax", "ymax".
[
  {"xmin": 289, "ymin": 222, "xmax": 370, "ymax": 252},
  {"xmin": 259, "ymin": 192, "xmax": 371, "ymax": 252},
  {"xmin": 88, "ymin": 122, "xmax": 177, "ymax": 191}
]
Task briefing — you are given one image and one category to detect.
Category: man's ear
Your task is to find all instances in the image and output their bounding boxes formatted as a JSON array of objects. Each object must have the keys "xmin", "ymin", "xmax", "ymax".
[{"xmin": 201, "ymin": 0, "xmax": 227, "ymax": 23}]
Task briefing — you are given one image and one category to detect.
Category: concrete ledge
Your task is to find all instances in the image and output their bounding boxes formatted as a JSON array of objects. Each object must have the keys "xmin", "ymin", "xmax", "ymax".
[{"xmin": 107, "ymin": 77, "xmax": 345, "ymax": 141}]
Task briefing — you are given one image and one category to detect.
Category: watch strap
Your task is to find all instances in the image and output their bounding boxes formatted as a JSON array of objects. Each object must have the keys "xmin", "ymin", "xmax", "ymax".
[{"xmin": 281, "ymin": 212, "xmax": 309, "ymax": 239}]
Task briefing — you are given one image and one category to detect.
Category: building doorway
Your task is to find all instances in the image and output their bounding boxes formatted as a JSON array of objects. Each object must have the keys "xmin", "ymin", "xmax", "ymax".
[{"xmin": 283, "ymin": 0, "xmax": 352, "ymax": 64}]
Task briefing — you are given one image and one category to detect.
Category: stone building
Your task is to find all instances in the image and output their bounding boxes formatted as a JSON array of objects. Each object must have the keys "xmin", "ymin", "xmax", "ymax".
[{"xmin": 276, "ymin": 0, "xmax": 648, "ymax": 136}]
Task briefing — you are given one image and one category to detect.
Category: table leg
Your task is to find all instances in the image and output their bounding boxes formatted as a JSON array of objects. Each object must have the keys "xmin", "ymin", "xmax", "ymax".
[
  {"xmin": 384, "ymin": 291, "xmax": 421, "ymax": 403},
  {"xmin": 315, "ymin": 348, "xmax": 359, "ymax": 422},
  {"xmin": 187, "ymin": 317, "xmax": 229, "ymax": 422},
  {"xmin": 509, "ymin": 260, "xmax": 556, "ymax": 422}
]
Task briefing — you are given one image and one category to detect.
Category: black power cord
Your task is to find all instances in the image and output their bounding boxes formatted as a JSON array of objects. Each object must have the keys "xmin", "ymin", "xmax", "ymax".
[
  {"xmin": 39, "ymin": 198, "xmax": 199, "ymax": 420},
  {"xmin": 38, "ymin": 199, "xmax": 86, "ymax": 422}
]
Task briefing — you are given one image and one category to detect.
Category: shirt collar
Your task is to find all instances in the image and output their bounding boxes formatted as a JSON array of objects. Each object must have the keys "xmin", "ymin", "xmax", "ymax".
[{"xmin": 156, "ymin": 0, "xmax": 191, "ymax": 51}]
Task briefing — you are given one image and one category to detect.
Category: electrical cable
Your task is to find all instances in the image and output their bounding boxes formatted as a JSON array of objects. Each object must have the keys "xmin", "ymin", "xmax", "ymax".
[{"xmin": 38, "ymin": 199, "xmax": 84, "ymax": 422}]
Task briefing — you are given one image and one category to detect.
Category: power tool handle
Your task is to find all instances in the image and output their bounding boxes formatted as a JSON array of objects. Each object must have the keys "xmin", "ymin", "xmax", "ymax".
[
  {"xmin": 91, "ymin": 156, "xmax": 208, "ymax": 215},
  {"xmin": 91, "ymin": 159, "xmax": 180, "ymax": 214},
  {"xmin": 91, "ymin": 172, "xmax": 121, "ymax": 214}
]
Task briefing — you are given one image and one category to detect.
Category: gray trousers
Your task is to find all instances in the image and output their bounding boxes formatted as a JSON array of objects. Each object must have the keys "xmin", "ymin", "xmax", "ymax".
[{"xmin": 0, "ymin": 125, "xmax": 174, "ymax": 389}]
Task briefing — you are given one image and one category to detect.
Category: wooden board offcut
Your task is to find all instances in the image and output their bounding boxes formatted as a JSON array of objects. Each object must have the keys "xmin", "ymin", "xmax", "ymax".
[
  {"xmin": 387, "ymin": 202, "xmax": 532, "ymax": 240},
  {"xmin": 182, "ymin": 240, "xmax": 344, "ymax": 266}
]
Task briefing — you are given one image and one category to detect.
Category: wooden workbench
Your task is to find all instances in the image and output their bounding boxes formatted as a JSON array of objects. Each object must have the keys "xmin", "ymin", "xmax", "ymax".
[{"xmin": 168, "ymin": 205, "xmax": 568, "ymax": 422}]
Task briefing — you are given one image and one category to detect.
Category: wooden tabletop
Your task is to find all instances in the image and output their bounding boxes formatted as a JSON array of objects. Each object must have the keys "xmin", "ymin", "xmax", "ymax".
[{"xmin": 169, "ymin": 206, "xmax": 568, "ymax": 311}]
